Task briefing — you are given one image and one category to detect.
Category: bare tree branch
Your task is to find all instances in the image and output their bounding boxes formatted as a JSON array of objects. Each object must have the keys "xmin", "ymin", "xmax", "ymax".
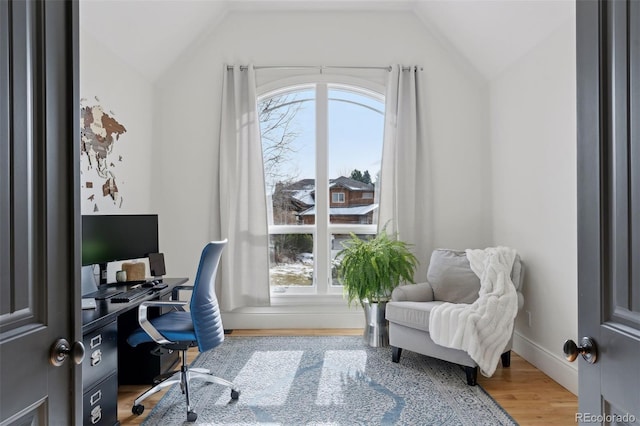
[{"xmin": 259, "ymin": 93, "xmax": 305, "ymax": 191}]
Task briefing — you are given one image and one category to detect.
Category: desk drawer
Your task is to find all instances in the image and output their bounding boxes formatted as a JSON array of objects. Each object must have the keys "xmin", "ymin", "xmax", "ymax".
[
  {"xmin": 83, "ymin": 320, "xmax": 118, "ymax": 390},
  {"xmin": 83, "ymin": 374, "xmax": 118, "ymax": 426}
]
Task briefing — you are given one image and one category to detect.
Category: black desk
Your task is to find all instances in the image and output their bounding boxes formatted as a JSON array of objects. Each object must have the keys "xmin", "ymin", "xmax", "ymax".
[
  {"xmin": 82, "ymin": 277, "xmax": 189, "ymax": 334},
  {"xmin": 81, "ymin": 278, "xmax": 188, "ymax": 426}
]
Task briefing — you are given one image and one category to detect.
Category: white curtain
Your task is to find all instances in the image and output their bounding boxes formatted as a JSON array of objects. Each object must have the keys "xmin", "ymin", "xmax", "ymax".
[
  {"xmin": 217, "ymin": 65, "xmax": 270, "ymax": 310},
  {"xmin": 377, "ymin": 65, "xmax": 433, "ymax": 283}
]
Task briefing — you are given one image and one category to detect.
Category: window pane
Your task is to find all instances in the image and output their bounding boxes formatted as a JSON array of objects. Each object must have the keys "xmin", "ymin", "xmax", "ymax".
[
  {"xmin": 269, "ymin": 234, "xmax": 314, "ymax": 290},
  {"xmin": 328, "ymin": 88, "xmax": 384, "ymax": 225},
  {"xmin": 330, "ymin": 233, "xmax": 375, "ymax": 286},
  {"xmin": 259, "ymin": 89, "xmax": 316, "ymax": 226},
  {"xmin": 332, "ymin": 192, "xmax": 345, "ymax": 203},
  {"xmin": 260, "ymin": 84, "xmax": 385, "ymax": 295}
]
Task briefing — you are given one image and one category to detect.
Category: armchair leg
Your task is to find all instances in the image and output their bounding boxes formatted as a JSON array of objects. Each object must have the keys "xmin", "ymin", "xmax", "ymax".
[
  {"xmin": 501, "ymin": 350, "xmax": 511, "ymax": 367},
  {"xmin": 464, "ymin": 366, "xmax": 478, "ymax": 386},
  {"xmin": 391, "ymin": 346, "xmax": 402, "ymax": 363}
]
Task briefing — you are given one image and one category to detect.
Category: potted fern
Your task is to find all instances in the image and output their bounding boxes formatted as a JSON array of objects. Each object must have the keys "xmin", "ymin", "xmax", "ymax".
[{"xmin": 337, "ymin": 230, "xmax": 418, "ymax": 346}]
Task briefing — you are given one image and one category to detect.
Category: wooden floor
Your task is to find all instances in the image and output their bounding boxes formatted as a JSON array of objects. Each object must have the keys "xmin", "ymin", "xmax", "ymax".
[{"xmin": 117, "ymin": 329, "xmax": 577, "ymax": 425}]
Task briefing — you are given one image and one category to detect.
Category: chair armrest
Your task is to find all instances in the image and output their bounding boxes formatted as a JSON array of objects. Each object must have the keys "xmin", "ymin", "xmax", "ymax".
[
  {"xmin": 138, "ymin": 301, "xmax": 187, "ymax": 345},
  {"xmin": 391, "ymin": 282, "xmax": 435, "ymax": 302},
  {"xmin": 171, "ymin": 284, "xmax": 194, "ymax": 300}
]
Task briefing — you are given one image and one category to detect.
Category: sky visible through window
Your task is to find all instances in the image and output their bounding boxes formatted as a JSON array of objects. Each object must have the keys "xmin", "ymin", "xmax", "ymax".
[
  {"xmin": 329, "ymin": 88, "xmax": 384, "ymax": 182},
  {"xmin": 260, "ymin": 87, "xmax": 384, "ymax": 191}
]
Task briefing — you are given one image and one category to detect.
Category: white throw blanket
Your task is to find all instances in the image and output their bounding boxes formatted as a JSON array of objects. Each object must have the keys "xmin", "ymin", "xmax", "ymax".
[{"xmin": 429, "ymin": 246, "xmax": 518, "ymax": 377}]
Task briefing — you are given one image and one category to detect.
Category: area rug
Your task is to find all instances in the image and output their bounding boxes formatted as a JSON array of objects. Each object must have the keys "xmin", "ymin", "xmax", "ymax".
[{"xmin": 142, "ymin": 336, "xmax": 517, "ymax": 425}]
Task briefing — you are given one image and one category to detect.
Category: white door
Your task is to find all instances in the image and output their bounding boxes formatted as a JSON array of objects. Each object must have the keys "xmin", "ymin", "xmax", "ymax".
[
  {"xmin": 575, "ymin": 0, "xmax": 640, "ymax": 423},
  {"xmin": 0, "ymin": 1, "xmax": 81, "ymax": 424}
]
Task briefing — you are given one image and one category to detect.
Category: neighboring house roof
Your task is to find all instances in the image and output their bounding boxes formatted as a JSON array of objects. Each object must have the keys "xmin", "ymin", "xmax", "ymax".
[
  {"xmin": 329, "ymin": 176, "xmax": 374, "ymax": 192},
  {"xmin": 299, "ymin": 204, "xmax": 378, "ymax": 216},
  {"xmin": 277, "ymin": 179, "xmax": 316, "ymax": 207},
  {"xmin": 284, "ymin": 179, "xmax": 315, "ymax": 190},
  {"xmin": 279, "ymin": 177, "xmax": 374, "ymax": 208},
  {"xmin": 290, "ymin": 189, "xmax": 315, "ymax": 206}
]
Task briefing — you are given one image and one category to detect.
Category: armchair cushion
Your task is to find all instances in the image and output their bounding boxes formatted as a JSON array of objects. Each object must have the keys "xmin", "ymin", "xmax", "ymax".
[
  {"xmin": 427, "ymin": 249, "xmax": 481, "ymax": 304},
  {"xmin": 386, "ymin": 301, "xmax": 444, "ymax": 332},
  {"xmin": 391, "ymin": 282, "xmax": 434, "ymax": 302}
]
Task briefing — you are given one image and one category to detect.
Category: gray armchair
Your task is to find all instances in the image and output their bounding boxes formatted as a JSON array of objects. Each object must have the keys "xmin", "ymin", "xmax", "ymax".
[{"xmin": 385, "ymin": 248, "xmax": 524, "ymax": 385}]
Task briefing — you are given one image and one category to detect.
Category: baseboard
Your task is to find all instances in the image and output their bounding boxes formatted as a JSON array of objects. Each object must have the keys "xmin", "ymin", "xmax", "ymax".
[
  {"xmin": 513, "ymin": 331, "xmax": 578, "ymax": 395},
  {"xmin": 221, "ymin": 305, "xmax": 365, "ymax": 329}
]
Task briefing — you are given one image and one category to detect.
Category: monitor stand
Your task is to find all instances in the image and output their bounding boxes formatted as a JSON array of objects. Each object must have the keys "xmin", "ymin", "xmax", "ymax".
[{"xmin": 98, "ymin": 262, "xmax": 108, "ymax": 285}]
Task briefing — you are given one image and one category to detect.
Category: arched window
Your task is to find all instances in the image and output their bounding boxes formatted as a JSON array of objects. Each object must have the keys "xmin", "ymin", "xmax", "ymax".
[{"xmin": 259, "ymin": 83, "xmax": 385, "ymax": 295}]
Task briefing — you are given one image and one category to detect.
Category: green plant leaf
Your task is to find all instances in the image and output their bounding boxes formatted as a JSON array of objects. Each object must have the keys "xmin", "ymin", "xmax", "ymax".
[{"xmin": 337, "ymin": 230, "xmax": 419, "ymax": 307}]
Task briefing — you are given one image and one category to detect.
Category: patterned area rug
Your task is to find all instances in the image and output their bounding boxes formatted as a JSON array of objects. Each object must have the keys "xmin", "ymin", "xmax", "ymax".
[{"xmin": 142, "ymin": 336, "xmax": 517, "ymax": 425}]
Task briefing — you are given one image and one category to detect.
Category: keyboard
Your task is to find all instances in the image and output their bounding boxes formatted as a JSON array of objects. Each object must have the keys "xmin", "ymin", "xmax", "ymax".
[
  {"xmin": 84, "ymin": 280, "xmax": 149, "ymax": 300},
  {"xmin": 110, "ymin": 287, "xmax": 152, "ymax": 303},
  {"xmin": 89, "ymin": 289, "xmax": 123, "ymax": 300}
]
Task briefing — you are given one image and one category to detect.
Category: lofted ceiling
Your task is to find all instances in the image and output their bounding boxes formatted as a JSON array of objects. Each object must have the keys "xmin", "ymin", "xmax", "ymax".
[{"xmin": 80, "ymin": 0, "xmax": 574, "ymax": 82}]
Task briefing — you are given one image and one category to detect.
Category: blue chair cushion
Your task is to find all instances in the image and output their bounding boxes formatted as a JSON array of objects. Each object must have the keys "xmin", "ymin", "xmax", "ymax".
[{"xmin": 127, "ymin": 311, "xmax": 196, "ymax": 347}]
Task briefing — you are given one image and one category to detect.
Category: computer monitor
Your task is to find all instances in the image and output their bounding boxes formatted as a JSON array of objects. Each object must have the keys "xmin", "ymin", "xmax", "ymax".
[{"xmin": 82, "ymin": 214, "xmax": 159, "ymax": 285}]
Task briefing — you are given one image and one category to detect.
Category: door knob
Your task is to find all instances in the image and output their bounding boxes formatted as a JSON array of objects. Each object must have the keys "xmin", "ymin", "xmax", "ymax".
[
  {"xmin": 50, "ymin": 338, "xmax": 85, "ymax": 367},
  {"xmin": 563, "ymin": 337, "xmax": 597, "ymax": 364}
]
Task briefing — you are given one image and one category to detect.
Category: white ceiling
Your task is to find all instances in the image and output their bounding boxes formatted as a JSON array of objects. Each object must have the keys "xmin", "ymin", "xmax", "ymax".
[{"xmin": 80, "ymin": 0, "xmax": 574, "ymax": 82}]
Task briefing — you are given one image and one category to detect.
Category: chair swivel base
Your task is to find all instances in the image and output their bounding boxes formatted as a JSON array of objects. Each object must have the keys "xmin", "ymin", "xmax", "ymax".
[{"xmin": 131, "ymin": 365, "xmax": 240, "ymax": 422}]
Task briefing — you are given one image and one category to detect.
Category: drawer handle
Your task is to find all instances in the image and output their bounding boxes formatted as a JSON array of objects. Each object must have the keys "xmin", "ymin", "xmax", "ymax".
[
  {"xmin": 90, "ymin": 389, "xmax": 102, "ymax": 406},
  {"xmin": 90, "ymin": 334, "xmax": 102, "ymax": 349},
  {"xmin": 90, "ymin": 349, "xmax": 102, "ymax": 367},
  {"xmin": 90, "ymin": 405, "xmax": 102, "ymax": 424}
]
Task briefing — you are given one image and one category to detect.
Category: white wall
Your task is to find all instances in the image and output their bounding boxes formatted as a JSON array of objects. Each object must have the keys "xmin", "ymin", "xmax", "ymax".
[
  {"xmin": 80, "ymin": 30, "xmax": 156, "ymax": 282},
  {"xmin": 80, "ymin": 30, "xmax": 154, "ymax": 216},
  {"xmin": 489, "ymin": 18, "xmax": 578, "ymax": 393},
  {"xmin": 153, "ymin": 11, "xmax": 492, "ymax": 290}
]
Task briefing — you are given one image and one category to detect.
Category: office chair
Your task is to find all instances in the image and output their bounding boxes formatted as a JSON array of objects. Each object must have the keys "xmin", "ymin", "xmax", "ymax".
[{"xmin": 127, "ymin": 240, "xmax": 239, "ymax": 422}]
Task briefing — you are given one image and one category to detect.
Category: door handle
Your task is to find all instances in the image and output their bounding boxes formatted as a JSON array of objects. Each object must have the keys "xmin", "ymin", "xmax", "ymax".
[
  {"xmin": 563, "ymin": 337, "xmax": 598, "ymax": 364},
  {"xmin": 50, "ymin": 338, "xmax": 85, "ymax": 366}
]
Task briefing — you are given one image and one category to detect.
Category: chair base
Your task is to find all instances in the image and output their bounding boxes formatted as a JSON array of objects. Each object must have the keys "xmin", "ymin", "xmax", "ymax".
[
  {"xmin": 388, "ymin": 323, "xmax": 514, "ymax": 386},
  {"xmin": 391, "ymin": 344, "xmax": 512, "ymax": 387},
  {"xmin": 132, "ymin": 348, "xmax": 239, "ymax": 422}
]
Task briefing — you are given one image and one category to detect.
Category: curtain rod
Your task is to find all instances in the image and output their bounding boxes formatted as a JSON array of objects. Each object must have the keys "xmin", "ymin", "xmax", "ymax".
[{"xmin": 226, "ymin": 65, "xmax": 421, "ymax": 72}]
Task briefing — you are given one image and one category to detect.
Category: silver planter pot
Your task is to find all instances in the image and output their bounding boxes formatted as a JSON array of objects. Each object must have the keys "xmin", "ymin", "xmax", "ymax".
[{"xmin": 362, "ymin": 301, "xmax": 389, "ymax": 347}]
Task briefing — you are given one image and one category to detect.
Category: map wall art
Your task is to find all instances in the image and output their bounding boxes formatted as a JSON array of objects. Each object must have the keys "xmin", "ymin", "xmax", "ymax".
[{"xmin": 80, "ymin": 96, "xmax": 127, "ymax": 212}]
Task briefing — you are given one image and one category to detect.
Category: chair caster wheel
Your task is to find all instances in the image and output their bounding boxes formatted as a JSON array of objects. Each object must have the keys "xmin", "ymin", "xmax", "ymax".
[
  {"xmin": 132, "ymin": 404, "xmax": 144, "ymax": 415},
  {"xmin": 187, "ymin": 411, "xmax": 198, "ymax": 422},
  {"xmin": 231, "ymin": 389, "xmax": 240, "ymax": 400}
]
